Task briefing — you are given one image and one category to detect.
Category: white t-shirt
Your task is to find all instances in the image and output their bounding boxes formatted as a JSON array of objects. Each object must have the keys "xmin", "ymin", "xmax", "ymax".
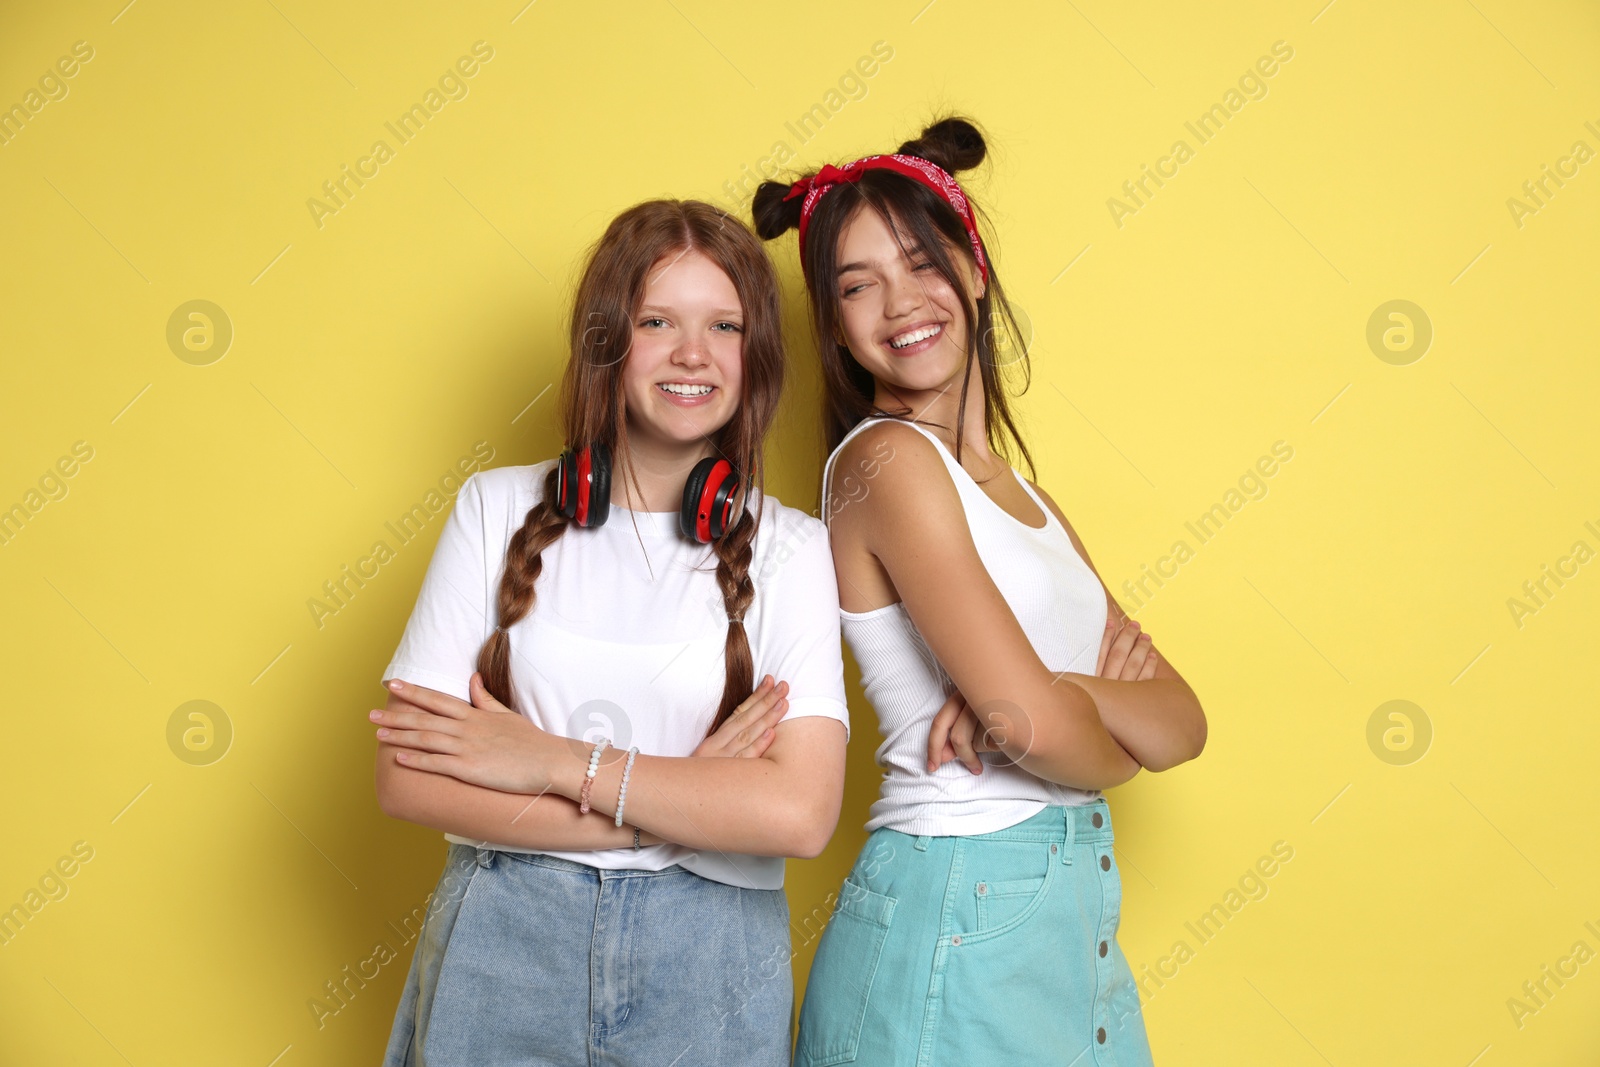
[{"xmin": 380, "ymin": 460, "xmax": 850, "ymax": 890}]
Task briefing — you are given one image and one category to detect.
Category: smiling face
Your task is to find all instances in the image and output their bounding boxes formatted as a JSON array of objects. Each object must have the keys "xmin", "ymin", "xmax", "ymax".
[
  {"xmin": 833, "ymin": 205, "xmax": 986, "ymax": 398},
  {"xmin": 619, "ymin": 247, "xmax": 746, "ymax": 452}
]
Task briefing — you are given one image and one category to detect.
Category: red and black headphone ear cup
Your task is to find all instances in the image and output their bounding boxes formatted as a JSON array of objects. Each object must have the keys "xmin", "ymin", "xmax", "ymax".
[
  {"xmin": 585, "ymin": 441, "xmax": 611, "ymax": 529},
  {"xmin": 681, "ymin": 457, "xmax": 739, "ymax": 543},
  {"xmin": 555, "ymin": 443, "xmax": 611, "ymax": 528},
  {"xmin": 555, "ymin": 448, "xmax": 578, "ymax": 520},
  {"xmin": 713, "ymin": 467, "xmax": 740, "ymax": 538},
  {"xmin": 679, "ymin": 458, "xmax": 711, "ymax": 541}
]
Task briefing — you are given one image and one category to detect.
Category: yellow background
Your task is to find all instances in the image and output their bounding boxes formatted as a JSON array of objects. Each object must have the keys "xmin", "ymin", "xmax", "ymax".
[{"xmin": 2, "ymin": 0, "xmax": 1597, "ymax": 1063}]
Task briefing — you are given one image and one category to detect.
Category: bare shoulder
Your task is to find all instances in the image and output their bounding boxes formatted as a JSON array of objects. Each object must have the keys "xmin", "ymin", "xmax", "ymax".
[
  {"xmin": 833, "ymin": 419, "xmax": 942, "ymax": 484},
  {"xmin": 832, "ymin": 419, "xmax": 951, "ymax": 500},
  {"xmin": 828, "ymin": 420, "xmax": 963, "ymax": 536}
]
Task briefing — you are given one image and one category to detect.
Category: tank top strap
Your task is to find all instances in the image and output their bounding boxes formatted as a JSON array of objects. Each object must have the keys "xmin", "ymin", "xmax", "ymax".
[
  {"xmin": 1007, "ymin": 468, "xmax": 1061, "ymax": 534},
  {"xmin": 822, "ymin": 415, "xmax": 892, "ymax": 530},
  {"xmin": 823, "ymin": 415, "xmax": 981, "ymax": 530}
]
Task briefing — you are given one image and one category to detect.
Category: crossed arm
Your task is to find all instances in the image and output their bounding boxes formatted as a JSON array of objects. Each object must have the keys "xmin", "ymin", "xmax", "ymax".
[
  {"xmin": 373, "ymin": 675, "xmax": 849, "ymax": 859},
  {"xmin": 835, "ymin": 421, "xmax": 1205, "ymax": 790},
  {"xmin": 375, "ymin": 686, "xmax": 642, "ymax": 852},
  {"xmin": 1029, "ymin": 479, "xmax": 1207, "ymax": 773}
]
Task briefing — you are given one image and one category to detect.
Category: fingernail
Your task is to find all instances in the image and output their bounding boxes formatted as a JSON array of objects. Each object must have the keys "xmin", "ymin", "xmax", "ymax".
[
  {"xmin": 387, "ymin": 680, "xmax": 403, "ymax": 691},
  {"xmin": 376, "ymin": 728, "xmax": 390, "ymax": 738},
  {"xmin": 369, "ymin": 710, "xmax": 382, "ymax": 721}
]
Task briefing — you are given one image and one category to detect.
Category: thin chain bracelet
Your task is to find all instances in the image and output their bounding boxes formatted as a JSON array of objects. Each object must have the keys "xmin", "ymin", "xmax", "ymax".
[
  {"xmin": 614, "ymin": 746, "xmax": 640, "ymax": 827},
  {"xmin": 578, "ymin": 738, "xmax": 611, "ymax": 814}
]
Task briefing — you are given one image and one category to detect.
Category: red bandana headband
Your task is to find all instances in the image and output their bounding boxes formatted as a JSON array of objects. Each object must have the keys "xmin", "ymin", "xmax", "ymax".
[{"xmin": 781, "ymin": 153, "xmax": 989, "ymax": 283}]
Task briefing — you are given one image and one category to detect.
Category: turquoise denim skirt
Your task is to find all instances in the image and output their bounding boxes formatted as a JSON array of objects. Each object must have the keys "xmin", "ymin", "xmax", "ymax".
[{"xmin": 795, "ymin": 800, "xmax": 1153, "ymax": 1066}]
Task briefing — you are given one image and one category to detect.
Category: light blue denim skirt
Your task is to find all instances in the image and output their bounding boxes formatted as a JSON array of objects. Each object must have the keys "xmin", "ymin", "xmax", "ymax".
[
  {"xmin": 794, "ymin": 799, "xmax": 1153, "ymax": 1066},
  {"xmin": 383, "ymin": 842, "xmax": 794, "ymax": 1066}
]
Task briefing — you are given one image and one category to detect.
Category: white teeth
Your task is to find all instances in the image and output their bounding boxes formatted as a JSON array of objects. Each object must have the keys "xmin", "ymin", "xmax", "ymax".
[
  {"xmin": 658, "ymin": 382, "xmax": 713, "ymax": 397},
  {"xmin": 890, "ymin": 324, "xmax": 941, "ymax": 349}
]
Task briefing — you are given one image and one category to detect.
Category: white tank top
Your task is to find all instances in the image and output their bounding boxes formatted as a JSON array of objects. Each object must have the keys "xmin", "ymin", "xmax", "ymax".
[{"xmin": 822, "ymin": 415, "xmax": 1109, "ymax": 835}]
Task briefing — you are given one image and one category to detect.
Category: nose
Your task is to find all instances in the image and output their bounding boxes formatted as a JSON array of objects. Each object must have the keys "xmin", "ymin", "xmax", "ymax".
[
  {"xmin": 673, "ymin": 332, "xmax": 711, "ymax": 369},
  {"xmin": 668, "ymin": 323, "xmax": 713, "ymax": 369},
  {"xmin": 883, "ymin": 266, "xmax": 927, "ymax": 319}
]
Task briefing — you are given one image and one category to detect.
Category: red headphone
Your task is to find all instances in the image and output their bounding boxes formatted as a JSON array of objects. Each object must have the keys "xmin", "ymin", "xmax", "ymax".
[{"xmin": 555, "ymin": 443, "xmax": 741, "ymax": 543}]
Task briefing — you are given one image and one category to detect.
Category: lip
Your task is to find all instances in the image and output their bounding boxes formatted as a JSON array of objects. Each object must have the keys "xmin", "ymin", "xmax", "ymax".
[
  {"xmin": 656, "ymin": 380, "xmax": 718, "ymax": 407},
  {"xmin": 883, "ymin": 320, "xmax": 946, "ymax": 357}
]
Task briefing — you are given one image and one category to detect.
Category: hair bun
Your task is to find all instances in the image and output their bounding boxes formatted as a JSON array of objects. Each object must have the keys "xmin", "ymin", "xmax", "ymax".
[
  {"xmin": 896, "ymin": 116, "xmax": 986, "ymax": 176},
  {"xmin": 752, "ymin": 179, "xmax": 802, "ymax": 240}
]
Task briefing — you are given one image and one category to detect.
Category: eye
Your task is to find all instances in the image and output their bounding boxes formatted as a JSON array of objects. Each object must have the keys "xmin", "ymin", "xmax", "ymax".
[
  {"xmin": 913, "ymin": 262, "xmax": 936, "ymax": 272},
  {"xmin": 841, "ymin": 282, "xmax": 868, "ymax": 297},
  {"xmin": 712, "ymin": 321, "xmax": 743, "ymax": 332},
  {"xmin": 639, "ymin": 317, "xmax": 668, "ymax": 328}
]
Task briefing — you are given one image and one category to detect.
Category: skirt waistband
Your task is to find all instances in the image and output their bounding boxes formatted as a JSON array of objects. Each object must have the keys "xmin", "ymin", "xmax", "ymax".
[
  {"xmin": 879, "ymin": 800, "xmax": 1115, "ymax": 848},
  {"xmin": 974, "ymin": 800, "xmax": 1114, "ymax": 846},
  {"xmin": 454, "ymin": 842, "xmax": 693, "ymax": 881}
]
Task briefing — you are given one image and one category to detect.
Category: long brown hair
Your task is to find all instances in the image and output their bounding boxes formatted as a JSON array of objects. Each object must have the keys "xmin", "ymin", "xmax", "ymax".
[
  {"xmin": 751, "ymin": 115, "xmax": 1035, "ymax": 480},
  {"xmin": 475, "ymin": 200, "xmax": 785, "ymax": 737}
]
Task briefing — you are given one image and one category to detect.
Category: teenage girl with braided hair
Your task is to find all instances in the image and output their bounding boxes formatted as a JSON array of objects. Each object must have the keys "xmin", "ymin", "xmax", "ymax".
[
  {"xmin": 371, "ymin": 199, "xmax": 851, "ymax": 1066},
  {"xmin": 752, "ymin": 118, "xmax": 1207, "ymax": 1065}
]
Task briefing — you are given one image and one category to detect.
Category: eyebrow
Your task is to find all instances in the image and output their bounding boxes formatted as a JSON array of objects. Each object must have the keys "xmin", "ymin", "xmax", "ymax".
[
  {"xmin": 837, "ymin": 244, "xmax": 927, "ymax": 275},
  {"xmin": 638, "ymin": 304, "xmax": 743, "ymax": 317}
]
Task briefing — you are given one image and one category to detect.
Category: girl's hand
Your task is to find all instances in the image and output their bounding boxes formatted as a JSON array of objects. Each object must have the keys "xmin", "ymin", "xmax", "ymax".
[
  {"xmin": 926, "ymin": 689, "xmax": 1003, "ymax": 776},
  {"xmin": 692, "ymin": 674, "xmax": 789, "ymax": 759},
  {"xmin": 373, "ymin": 673, "xmax": 554, "ymax": 794},
  {"xmin": 929, "ymin": 615, "xmax": 1160, "ymax": 776},
  {"xmin": 1096, "ymin": 613, "xmax": 1158, "ymax": 681}
]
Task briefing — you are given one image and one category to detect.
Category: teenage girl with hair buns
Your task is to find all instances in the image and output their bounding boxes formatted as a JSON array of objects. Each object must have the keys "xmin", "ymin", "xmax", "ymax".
[
  {"xmin": 371, "ymin": 199, "xmax": 851, "ymax": 1065},
  {"xmin": 753, "ymin": 117, "xmax": 1207, "ymax": 1065}
]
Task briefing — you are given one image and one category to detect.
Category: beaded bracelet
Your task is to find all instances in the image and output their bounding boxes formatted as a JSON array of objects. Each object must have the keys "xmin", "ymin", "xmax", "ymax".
[
  {"xmin": 614, "ymin": 746, "xmax": 640, "ymax": 827},
  {"xmin": 578, "ymin": 738, "xmax": 611, "ymax": 814}
]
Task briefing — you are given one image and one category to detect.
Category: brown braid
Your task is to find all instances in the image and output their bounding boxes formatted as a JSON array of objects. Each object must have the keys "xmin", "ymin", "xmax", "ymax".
[
  {"xmin": 706, "ymin": 500, "xmax": 758, "ymax": 735},
  {"xmin": 474, "ymin": 463, "xmax": 570, "ymax": 715}
]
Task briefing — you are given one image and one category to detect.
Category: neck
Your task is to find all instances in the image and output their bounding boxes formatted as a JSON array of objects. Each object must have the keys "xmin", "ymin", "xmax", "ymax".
[
  {"xmin": 611, "ymin": 434, "xmax": 718, "ymax": 512},
  {"xmin": 872, "ymin": 353, "xmax": 993, "ymax": 461}
]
